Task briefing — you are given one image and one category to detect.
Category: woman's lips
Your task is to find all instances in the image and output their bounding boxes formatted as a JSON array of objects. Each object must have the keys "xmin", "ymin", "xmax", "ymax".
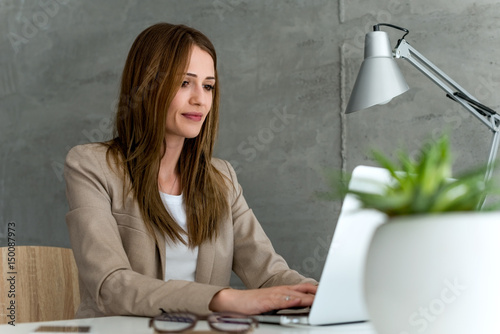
[{"xmin": 182, "ymin": 113, "xmax": 203, "ymax": 121}]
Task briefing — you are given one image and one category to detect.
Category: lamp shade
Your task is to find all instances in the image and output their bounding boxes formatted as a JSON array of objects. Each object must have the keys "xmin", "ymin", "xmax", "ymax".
[{"xmin": 346, "ymin": 31, "xmax": 409, "ymax": 113}]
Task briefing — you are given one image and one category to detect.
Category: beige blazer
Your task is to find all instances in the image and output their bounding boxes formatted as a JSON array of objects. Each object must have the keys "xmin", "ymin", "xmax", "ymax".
[{"xmin": 64, "ymin": 143, "xmax": 315, "ymax": 318}]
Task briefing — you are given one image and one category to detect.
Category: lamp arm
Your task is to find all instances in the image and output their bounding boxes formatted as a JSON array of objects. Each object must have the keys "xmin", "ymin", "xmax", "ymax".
[
  {"xmin": 394, "ymin": 39, "xmax": 499, "ymax": 130},
  {"xmin": 394, "ymin": 39, "xmax": 500, "ymax": 184}
]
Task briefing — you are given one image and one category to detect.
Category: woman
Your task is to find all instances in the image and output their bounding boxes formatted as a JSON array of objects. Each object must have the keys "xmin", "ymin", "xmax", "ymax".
[{"xmin": 64, "ymin": 23, "xmax": 316, "ymax": 319}]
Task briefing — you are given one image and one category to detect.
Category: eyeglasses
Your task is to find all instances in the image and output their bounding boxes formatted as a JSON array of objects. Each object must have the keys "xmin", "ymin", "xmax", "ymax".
[{"xmin": 149, "ymin": 309, "xmax": 259, "ymax": 333}]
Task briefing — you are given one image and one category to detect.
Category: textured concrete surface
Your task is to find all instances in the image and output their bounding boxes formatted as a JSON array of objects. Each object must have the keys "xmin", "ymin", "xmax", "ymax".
[{"xmin": 1, "ymin": 0, "xmax": 500, "ymax": 283}]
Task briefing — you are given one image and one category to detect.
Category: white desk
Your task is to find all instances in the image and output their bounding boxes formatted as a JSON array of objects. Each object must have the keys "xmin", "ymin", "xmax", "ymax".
[{"xmin": 0, "ymin": 316, "xmax": 376, "ymax": 333}]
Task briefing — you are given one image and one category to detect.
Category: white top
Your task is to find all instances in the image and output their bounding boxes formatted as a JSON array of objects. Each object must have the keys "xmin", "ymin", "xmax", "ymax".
[{"xmin": 159, "ymin": 192, "xmax": 199, "ymax": 282}]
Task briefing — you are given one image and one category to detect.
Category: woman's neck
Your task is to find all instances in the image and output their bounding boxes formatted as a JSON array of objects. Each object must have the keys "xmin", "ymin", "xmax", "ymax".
[{"xmin": 158, "ymin": 138, "xmax": 184, "ymax": 195}]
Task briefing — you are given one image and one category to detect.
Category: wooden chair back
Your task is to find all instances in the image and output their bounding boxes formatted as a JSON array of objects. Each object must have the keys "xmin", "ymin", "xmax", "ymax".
[{"xmin": 0, "ymin": 246, "xmax": 80, "ymax": 324}]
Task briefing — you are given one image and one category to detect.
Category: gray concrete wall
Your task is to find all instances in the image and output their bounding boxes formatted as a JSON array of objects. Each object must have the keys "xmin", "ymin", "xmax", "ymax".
[{"xmin": 1, "ymin": 0, "xmax": 499, "ymax": 284}]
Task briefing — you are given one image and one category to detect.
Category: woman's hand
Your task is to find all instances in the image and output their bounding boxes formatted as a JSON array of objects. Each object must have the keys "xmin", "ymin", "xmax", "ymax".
[{"xmin": 209, "ymin": 283, "xmax": 317, "ymax": 315}]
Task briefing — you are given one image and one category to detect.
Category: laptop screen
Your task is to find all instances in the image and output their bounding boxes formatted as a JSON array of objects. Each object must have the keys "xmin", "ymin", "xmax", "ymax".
[{"xmin": 308, "ymin": 165, "xmax": 389, "ymax": 325}]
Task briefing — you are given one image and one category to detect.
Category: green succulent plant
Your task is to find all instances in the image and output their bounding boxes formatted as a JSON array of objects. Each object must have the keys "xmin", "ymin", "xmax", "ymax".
[{"xmin": 321, "ymin": 135, "xmax": 499, "ymax": 217}]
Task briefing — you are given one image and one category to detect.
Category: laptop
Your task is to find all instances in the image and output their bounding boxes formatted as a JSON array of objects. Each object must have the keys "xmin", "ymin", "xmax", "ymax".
[{"xmin": 256, "ymin": 165, "xmax": 391, "ymax": 326}]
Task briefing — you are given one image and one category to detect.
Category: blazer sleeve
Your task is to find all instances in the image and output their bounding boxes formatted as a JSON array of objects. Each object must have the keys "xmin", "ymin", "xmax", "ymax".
[
  {"xmin": 64, "ymin": 145, "xmax": 225, "ymax": 317},
  {"xmin": 220, "ymin": 160, "xmax": 317, "ymax": 288}
]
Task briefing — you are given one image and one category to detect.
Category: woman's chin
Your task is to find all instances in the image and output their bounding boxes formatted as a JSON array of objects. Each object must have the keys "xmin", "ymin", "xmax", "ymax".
[{"xmin": 184, "ymin": 130, "xmax": 202, "ymax": 139}]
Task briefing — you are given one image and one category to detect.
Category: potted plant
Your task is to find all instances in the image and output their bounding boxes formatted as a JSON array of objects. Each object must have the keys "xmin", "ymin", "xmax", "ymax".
[{"xmin": 338, "ymin": 135, "xmax": 500, "ymax": 334}]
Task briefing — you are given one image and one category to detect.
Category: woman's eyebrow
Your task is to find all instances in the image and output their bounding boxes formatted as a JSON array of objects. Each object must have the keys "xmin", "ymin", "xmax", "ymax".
[{"xmin": 186, "ymin": 72, "xmax": 215, "ymax": 80}]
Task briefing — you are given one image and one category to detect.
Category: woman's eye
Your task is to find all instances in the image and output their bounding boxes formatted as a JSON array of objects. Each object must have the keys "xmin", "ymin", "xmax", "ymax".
[
  {"xmin": 203, "ymin": 84, "xmax": 215, "ymax": 91},
  {"xmin": 181, "ymin": 80, "xmax": 189, "ymax": 87}
]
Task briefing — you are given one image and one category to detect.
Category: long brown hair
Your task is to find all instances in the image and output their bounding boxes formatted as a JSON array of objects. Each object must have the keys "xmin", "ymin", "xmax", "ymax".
[{"xmin": 106, "ymin": 23, "xmax": 229, "ymax": 247}]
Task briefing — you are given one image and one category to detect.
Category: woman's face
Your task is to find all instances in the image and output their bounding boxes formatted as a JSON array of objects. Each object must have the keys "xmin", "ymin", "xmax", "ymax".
[{"xmin": 165, "ymin": 45, "xmax": 215, "ymax": 144}]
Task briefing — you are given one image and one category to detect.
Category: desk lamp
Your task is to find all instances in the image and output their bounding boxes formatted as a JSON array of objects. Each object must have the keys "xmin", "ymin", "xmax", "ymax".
[{"xmin": 346, "ymin": 23, "xmax": 500, "ymax": 182}]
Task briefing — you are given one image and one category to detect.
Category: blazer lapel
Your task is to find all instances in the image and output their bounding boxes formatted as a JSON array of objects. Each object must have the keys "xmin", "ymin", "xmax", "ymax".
[
  {"xmin": 195, "ymin": 238, "xmax": 215, "ymax": 284},
  {"xmin": 153, "ymin": 227, "xmax": 167, "ymax": 280}
]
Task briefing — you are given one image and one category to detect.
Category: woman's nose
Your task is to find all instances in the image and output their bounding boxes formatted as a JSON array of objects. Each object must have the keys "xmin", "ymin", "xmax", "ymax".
[{"xmin": 190, "ymin": 85, "xmax": 207, "ymax": 106}]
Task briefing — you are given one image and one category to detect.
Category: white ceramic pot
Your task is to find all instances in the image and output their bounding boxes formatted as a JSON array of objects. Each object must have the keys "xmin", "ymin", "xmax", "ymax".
[{"xmin": 364, "ymin": 212, "xmax": 500, "ymax": 334}]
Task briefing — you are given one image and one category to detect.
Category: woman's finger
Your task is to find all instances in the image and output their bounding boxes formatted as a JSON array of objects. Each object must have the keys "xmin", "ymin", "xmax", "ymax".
[{"xmin": 288, "ymin": 283, "xmax": 318, "ymax": 294}]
